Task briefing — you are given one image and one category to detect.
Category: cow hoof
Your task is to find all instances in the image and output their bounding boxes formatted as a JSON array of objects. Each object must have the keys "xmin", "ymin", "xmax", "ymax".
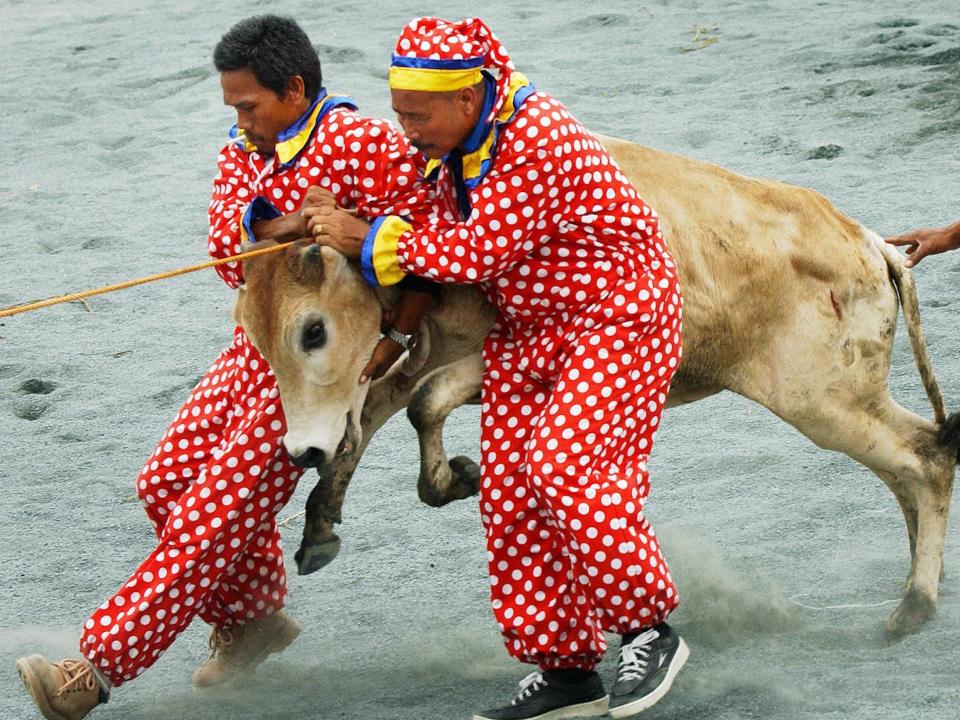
[
  {"xmin": 295, "ymin": 536, "xmax": 342, "ymax": 575},
  {"xmin": 885, "ymin": 587, "xmax": 936, "ymax": 639},
  {"xmin": 417, "ymin": 456, "xmax": 480, "ymax": 507},
  {"xmin": 449, "ymin": 455, "xmax": 481, "ymax": 497}
]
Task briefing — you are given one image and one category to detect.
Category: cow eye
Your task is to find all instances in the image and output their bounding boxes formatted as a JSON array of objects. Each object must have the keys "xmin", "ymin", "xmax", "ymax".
[{"xmin": 302, "ymin": 320, "xmax": 327, "ymax": 352}]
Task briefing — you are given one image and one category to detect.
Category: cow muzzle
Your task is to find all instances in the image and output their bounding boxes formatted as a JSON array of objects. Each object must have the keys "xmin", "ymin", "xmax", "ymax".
[{"xmin": 285, "ymin": 412, "xmax": 358, "ymax": 469}]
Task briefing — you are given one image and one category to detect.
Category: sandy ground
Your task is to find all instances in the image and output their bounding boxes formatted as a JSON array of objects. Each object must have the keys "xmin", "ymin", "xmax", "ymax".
[{"xmin": 2, "ymin": 1, "xmax": 959, "ymax": 718}]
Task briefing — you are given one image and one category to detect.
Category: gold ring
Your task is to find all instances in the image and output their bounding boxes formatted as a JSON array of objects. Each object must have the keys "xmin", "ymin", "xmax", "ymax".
[{"xmin": 316, "ymin": 224, "xmax": 325, "ymax": 235}]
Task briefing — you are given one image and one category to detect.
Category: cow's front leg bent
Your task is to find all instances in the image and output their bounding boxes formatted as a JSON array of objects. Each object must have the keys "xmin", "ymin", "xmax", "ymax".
[
  {"xmin": 296, "ymin": 367, "xmax": 420, "ymax": 574},
  {"xmin": 296, "ymin": 457, "xmax": 357, "ymax": 575},
  {"xmin": 407, "ymin": 353, "xmax": 484, "ymax": 507}
]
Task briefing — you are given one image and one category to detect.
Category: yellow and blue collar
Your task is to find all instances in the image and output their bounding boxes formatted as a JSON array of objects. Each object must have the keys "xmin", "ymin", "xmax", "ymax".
[
  {"xmin": 228, "ymin": 89, "xmax": 357, "ymax": 166},
  {"xmin": 425, "ymin": 71, "xmax": 535, "ymax": 217}
]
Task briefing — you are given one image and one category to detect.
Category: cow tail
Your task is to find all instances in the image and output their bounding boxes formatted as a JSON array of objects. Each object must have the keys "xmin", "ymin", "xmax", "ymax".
[{"xmin": 872, "ymin": 233, "xmax": 949, "ymax": 429}]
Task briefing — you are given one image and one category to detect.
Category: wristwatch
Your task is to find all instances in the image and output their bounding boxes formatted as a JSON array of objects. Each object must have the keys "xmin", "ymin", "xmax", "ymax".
[{"xmin": 385, "ymin": 326, "xmax": 418, "ymax": 351}]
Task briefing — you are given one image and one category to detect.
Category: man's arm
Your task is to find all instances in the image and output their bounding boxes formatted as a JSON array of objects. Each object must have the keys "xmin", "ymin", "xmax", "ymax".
[
  {"xmin": 359, "ymin": 286, "xmax": 437, "ymax": 384},
  {"xmin": 313, "ymin": 136, "xmax": 561, "ymax": 286},
  {"xmin": 208, "ymin": 145, "xmax": 313, "ymax": 286},
  {"xmin": 886, "ymin": 220, "xmax": 960, "ymax": 268},
  {"xmin": 250, "ymin": 213, "xmax": 309, "ymax": 243}
]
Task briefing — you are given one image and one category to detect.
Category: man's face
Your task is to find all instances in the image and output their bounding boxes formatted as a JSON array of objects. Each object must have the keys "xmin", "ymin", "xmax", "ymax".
[
  {"xmin": 221, "ymin": 68, "xmax": 307, "ymax": 156},
  {"xmin": 391, "ymin": 86, "xmax": 482, "ymax": 159}
]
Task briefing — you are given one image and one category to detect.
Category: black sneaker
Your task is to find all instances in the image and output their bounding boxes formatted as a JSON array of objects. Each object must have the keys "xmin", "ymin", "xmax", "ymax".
[
  {"xmin": 609, "ymin": 623, "xmax": 689, "ymax": 718},
  {"xmin": 473, "ymin": 669, "xmax": 609, "ymax": 720}
]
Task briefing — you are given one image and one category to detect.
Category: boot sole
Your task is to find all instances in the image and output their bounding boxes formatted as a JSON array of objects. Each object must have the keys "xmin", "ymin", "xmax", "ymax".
[
  {"xmin": 16, "ymin": 655, "xmax": 69, "ymax": 720},
  {"xmin": 193, "ymin": 617, "xmax": 302, "ymax": 689},
  {"xmin": 472, "ymin": 694, "xmax": 609, "ymax": 720},
  {"xmin": 608, "ymin": 638, "xmax": 689, "ymax": 718}
]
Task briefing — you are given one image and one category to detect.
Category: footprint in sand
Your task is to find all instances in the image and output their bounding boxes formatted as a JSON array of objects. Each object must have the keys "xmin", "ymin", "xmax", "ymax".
[
  {"xmin": 923, "ymin": 24, "xmax": 959, "ymax": 38},
  {"xmin": 920, "ymin": 47, "xmax": 960, "ymax": 67},
  {"xmin": 18, "ymin": 379, "xmax": 58, "ymax": 395},
  {"xmin": 12, "ymin": 379, "xmax": 57, "ymax": 421},
  {"xmin": 316, "ymin": 45, "xmax": 366, "ymax": 64},
  {"xmin": 567, "ymin": 14, "xmax": 629, "ymax": 31},
  {"xmin": 806, "ymin": 144, "xmax": 844, "ymax": 160},
  {"xmin": 876, "ymin": 18, "xmax": 920, "ymax": 29},
  {"xmin": 13, "ymin": 400, "xmax": 49, "ymax": 421}
]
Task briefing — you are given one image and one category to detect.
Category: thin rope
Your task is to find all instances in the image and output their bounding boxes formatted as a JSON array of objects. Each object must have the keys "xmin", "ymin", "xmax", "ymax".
[
  {"xmin": 277, "ymin": 509, "xmax": 306, "ymax": 528},
  {"xmin": 0, "ymin": 241, "xmax": 296, "ymax": 318},
  {"xmin": 788, "ymin": 595, "xmax": 900, "ymax": 611}
]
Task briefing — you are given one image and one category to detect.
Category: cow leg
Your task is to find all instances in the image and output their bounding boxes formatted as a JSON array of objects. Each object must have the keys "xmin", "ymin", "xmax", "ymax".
[
  {"xmin": 733, "ymin": 370, "xmax": 953, "ymax": 636},
  {"xmin": 407, "ymin": 353, "xmax": 484, "ymax": 507},
  {"xmin": 830, "ymin": 402, "xmax": 951, "ymax": 636},
  {"xmin": 296, "ymin": 365, "xmax": 425, "ymax": 574}
]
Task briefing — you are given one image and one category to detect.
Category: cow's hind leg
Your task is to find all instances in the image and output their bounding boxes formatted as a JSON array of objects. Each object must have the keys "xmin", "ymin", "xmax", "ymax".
[
  {"xmin": 736, "ymin": 375, "xmax": 953, "ymax": 636},
  {"xmin": 827, "ymin": 400, "xmax": 952, "ymax": 636},
  {"xmin": 407, "ymin": 353, "xmax": 484, "ymax": 507}
]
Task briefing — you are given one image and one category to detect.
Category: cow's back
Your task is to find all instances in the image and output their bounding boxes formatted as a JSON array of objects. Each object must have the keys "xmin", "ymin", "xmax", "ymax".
[{"xmin": 599, "ymin": 135, "xmax": 895, "ymax": 397}]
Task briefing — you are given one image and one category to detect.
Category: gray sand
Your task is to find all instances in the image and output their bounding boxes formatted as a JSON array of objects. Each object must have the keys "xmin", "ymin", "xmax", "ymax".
[{"xmin": 1, "ymin": 1, "xmax": 959, "ymax": 719}]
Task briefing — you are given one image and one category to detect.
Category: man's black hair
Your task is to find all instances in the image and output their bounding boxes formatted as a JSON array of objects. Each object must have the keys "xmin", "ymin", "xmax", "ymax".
[{"xmin": 214, "ymin": 15, "xmax": 322, "ymax": 99}]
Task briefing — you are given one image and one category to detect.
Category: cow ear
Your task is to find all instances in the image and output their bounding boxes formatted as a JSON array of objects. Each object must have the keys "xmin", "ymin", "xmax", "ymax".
[
  {"xmin": 241, "ymin": 237, "xmax": 279, "ymax": 254},
  {"xmin": 240, "ymin": 238, "xmax": 280, "ymax": 279},
  {"xmin": 232, "ymin": 283, "xmax": 246, "ymax": 326},
  {"xmin": 319, "ymin": 244, "xmax": 348, "ymax": 274}
]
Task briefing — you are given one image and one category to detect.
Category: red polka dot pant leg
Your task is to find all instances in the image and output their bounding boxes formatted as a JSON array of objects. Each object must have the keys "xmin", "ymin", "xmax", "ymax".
[
  {"xmin": 481, "ymin": 276, "xmax": 682, "ymax": 671},
  {"xmin": 78, "ymin": 328, "xmax": 305, "ymax": 686}
]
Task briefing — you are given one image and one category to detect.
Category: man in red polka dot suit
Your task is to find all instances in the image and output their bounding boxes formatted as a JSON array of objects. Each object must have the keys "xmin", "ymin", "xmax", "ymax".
[
  {"xmin": 312, "ymin": 16, "xmax": 688, "ymax": 720},
  {"xmin": 16, "ymin": 15, "xmax": 435, "ymax": 720}
]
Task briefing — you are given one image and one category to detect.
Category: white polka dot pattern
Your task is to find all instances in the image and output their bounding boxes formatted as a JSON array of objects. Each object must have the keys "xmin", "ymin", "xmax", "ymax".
[
  {"xmin": 208, "ymin": 108, "xmax": 431, "ymax": 288},
  {"xmin": 79, "ymin": 330, "xmax": 301, "ymax": 684},
  {"xmin": 397, "ymin": 89, "xmax": 684, "ymax": 669},
  {"xmin": 79, "ymin": 110, "xmax": 429, "ymax": 686}
]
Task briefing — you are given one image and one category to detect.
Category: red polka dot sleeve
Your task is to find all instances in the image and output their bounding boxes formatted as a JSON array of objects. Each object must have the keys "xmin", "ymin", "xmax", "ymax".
[
  {"xmin": 315, "ymin": 112, "xmax": 433, "ymax": 224},
  {"xmin": 359, "ymin": 124, "xmax": 560, "ymax": 287},
  {"xmin": 207, "ymin": 143, "xmax": 259, "ymax": 289}
]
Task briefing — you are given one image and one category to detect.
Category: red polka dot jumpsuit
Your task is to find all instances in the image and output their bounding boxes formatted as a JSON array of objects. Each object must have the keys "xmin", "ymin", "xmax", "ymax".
[
  {"xmin": 78, "ymin": 93, "xmax": 427, "ymax": 685},
  {"xmin": 364, "ymin": 18, "xmax": 684, "ymax": 671}
]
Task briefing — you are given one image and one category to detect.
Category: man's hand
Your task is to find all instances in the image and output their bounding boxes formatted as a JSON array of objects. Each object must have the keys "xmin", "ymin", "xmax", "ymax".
[
  {"xmin": 360, "ymin": 336, "xmax": 407, "ymax": 384},
  {"xmin": 305, "ymin": 205, "xmax": 369, "ymax": 259},
  {"xmin": 886, "ymin": 221, "xmax": 960, "ymax": 268},
  {"xmin": 302, "ymin": 186, "xmax": 339, "ymax": 210}
]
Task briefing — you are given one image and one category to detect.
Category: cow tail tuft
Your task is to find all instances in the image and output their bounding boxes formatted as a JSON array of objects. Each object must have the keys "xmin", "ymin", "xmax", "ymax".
[{"xmin": 936, "ymin": 412, "xmax": 960, "ymax": 464}]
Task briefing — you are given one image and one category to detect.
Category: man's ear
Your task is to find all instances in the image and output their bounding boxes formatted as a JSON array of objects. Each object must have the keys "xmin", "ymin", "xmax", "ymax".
[
  {"xmin": 455, "ymin": 83, "xmax": 484, "ymax": 121},
  {"xmin": 285, "ymin": 75, "xmax": 306, "ymax": 102}
]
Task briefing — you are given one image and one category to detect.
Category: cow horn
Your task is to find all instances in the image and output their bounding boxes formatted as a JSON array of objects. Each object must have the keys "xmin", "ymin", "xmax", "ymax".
[{"xmin": 296, "ymin": 241, "xmax": 326, "ymax": 282}]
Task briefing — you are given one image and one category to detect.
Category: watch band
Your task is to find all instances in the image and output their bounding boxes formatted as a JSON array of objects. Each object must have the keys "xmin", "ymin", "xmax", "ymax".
[{"xmin": 385, "ymin": 326, "xmax": 417, "ymax": 350}]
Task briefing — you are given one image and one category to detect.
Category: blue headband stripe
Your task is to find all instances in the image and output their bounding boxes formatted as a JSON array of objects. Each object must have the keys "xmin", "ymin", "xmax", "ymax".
[{"xmin": 390, "ymin": 54, "xmax": 485, "ymax": 70}]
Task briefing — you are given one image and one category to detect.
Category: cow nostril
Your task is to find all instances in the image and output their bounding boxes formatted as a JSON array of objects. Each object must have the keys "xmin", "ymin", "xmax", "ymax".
[{"xmin": 289, "ymin": 446, "xmax": 326, "ymax": 468}]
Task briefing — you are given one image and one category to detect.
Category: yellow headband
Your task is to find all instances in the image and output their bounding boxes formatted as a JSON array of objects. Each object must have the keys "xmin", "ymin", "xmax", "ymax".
[{"xmin": 388, "ymin": 66, "xmax": 484, "ymax": 92}]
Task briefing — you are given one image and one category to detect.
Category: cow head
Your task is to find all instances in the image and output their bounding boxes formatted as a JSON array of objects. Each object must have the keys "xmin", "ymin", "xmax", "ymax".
[{"xmin": 233, "ymin": 239, "xmax": 381, "ymax": 470}]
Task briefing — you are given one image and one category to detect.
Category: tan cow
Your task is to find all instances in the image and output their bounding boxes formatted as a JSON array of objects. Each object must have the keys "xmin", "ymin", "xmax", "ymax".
[{"xmin": 233, "ymin": 135, "xmax": 958, "ymax": 638}]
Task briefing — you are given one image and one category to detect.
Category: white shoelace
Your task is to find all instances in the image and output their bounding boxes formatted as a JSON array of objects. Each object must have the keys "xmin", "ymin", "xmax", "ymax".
[
  {"xmin": 617, "ymin": 628, "xmax": 661, "ymax": 682},
  {"xmin": 512, "ymin": 671, "xmax": 547, "ymax": 705}
]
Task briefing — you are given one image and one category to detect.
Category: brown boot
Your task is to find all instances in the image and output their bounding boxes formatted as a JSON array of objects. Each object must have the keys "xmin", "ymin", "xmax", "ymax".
[
  {"xmin": 16, "ymin": 655, "xmax": 105, "ymax": 720},
  {"xmin": 192, "ymin": 610, "xmax": 301, "ymax": 688}
]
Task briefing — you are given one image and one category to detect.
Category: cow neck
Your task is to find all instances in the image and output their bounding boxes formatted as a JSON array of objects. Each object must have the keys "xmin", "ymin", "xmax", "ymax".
[{"xmin": 425, "ymin": 71, "xmax": 535, "ymax": 220}]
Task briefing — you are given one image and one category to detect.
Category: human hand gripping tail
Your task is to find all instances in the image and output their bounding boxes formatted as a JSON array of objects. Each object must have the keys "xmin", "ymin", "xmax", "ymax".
[{"xmin": 886, "ymin": 220, "xmax": 960, "ymax": 268}]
